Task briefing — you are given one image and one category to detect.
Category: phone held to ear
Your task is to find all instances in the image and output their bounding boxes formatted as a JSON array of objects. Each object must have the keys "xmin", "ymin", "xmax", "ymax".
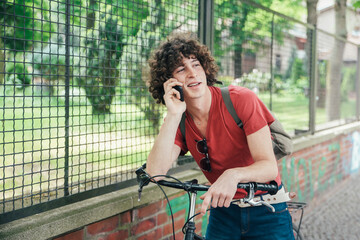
[{"xmin": 172, "ymin": 86, "xmax": 184, "ymax": 102}]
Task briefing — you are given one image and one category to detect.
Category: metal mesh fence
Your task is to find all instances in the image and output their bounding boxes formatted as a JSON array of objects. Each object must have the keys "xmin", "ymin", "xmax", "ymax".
[
  {"xmin": 214, "ymin": 0, "xmax": 359, "ymax": 135},
  {"xmin": 0, "ymin": 0, "xmax": 198, "ymax": 222},
  {"xmin": 214, "ymin": 1, "xmax": 312, "ymax": 135}
]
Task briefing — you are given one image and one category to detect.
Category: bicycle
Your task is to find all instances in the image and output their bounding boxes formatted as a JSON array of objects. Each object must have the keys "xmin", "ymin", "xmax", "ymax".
[
  {"xmin": 136, "ymin": 164, "xmax": 281, "ymax": 240},
  {"xmin": 288, "ymin": 201, "xmax": 307, "ymax": 240}
]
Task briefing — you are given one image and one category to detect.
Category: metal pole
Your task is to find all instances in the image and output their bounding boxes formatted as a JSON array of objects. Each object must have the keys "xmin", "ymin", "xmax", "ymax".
[
  {"xmin": 198, "ymin": 0, "xmax": 214, "ymax": 52},
  {"xmin": 309, "ymin": 26, "xmax": 318, "ymax": 134},
  {"xmin": 270, "ymin": 14, "xmax": 275, "ymax": 111},
  {"xmin": 64, "ymin": 0, "xmax": 71, "ymax": 196},
  {"xmin": 356, "ymin": 46, "xmax": 360, "ymax": 120}
]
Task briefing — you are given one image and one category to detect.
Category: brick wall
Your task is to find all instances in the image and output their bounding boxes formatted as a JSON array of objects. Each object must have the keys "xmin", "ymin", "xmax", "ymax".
[
  {"xmin": 53, "ymin": 193, "xmax": 208, "ymax": 240},
  {"xmin": 53, "ymin": 129, "xmax": 360, "ymax": 240}
]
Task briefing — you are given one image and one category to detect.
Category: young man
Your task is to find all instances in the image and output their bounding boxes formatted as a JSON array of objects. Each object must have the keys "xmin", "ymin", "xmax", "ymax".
[{"xmin": 146, "ymin": 33, "xmax": 294, "ymax": 240}]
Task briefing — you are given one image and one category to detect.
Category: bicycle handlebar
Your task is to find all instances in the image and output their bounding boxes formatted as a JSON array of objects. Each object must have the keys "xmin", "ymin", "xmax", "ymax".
[
  {"xmin": 135, "ymin": 163, "xmax": 279, "ymax": 198},
  {"xmin": 156, "ymin": 179, "xmax": 278, "ymax": 195}
]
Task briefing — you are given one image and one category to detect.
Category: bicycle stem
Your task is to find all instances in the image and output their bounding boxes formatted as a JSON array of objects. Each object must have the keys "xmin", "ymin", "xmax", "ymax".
[
  {"xmin": 185, "ymin": 190, "xmax": 205, "ymax": 240},
  {"xmin": 184, "ymin": 191, "xmax": 197, "ymax": 240}
]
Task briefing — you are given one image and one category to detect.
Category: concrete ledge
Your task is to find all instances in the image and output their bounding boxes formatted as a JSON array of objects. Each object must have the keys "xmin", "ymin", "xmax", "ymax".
[{"xmin": 292, "ymin": 121, "xmax": 360, "ymax": 152}]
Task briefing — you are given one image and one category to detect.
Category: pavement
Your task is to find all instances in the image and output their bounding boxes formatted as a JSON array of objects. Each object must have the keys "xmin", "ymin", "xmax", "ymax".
[{"xmin": 299, "ymin": 172, "xmax": 360, "ymax": 240}]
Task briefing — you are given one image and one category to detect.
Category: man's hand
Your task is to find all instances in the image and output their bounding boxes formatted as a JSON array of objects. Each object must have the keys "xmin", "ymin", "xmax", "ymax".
[
  {"xmin": 163, "ymin": 78, "xmax": 186, "ymax": 115},
  {"xmin": 199, "ymin": 169, "xmax": 238, "ymax": 215}
]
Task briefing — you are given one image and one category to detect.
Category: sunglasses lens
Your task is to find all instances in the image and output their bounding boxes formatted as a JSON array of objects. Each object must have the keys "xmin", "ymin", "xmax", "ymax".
[
  {"xmin": 196, "ymin": 139, "xmax": 211, "ymax": 172},
  {"xmin": 196, "ymin": 139, "xmax": 207, "ymax": 154},
  {"xmin": 200, "ymin": 157, "xmax": 211, "ymax": 172}
]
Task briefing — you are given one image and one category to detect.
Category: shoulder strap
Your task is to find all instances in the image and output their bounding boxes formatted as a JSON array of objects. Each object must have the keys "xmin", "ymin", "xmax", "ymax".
[
  {"xmin": 179, "ymin": 112, "xmax": 186, "ymax": 144},
  {"xmin": 220, "ymin": 87, "xmax": 243, "ymax": 129}
]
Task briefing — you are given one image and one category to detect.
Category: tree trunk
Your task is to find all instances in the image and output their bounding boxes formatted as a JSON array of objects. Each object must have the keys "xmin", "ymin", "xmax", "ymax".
[
  {"xmin": 231, "ymin": 2, "xmax": 249, "ymax": 79},
  {"xmin": 234, "ymin": 46, "xmax": 243, "ymax": 79},
  {"xmin": 326, "ymin": 0, "xmax": 347, "ymax": 121},
  {"xmin": 86, "ymin": 0, "xmax": 96, "ymax": 29}
]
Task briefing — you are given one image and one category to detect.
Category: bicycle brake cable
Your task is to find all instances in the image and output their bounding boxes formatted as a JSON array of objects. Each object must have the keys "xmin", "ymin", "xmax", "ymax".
[{"xmin": 142, "ymin": 174, "xmax": 189, "ymax": 240}]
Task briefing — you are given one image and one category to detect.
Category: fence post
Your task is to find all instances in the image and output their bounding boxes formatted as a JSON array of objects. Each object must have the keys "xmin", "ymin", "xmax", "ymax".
[
  {"xmin": 64, "ymin": 0, "xmax": 71, "ymax": 196},
  {"xmin": 198, "ymin": 0, "xmax": 214, "ymax": 52},
  {"xmin": 357, "ymin": 46, "xmax": 360, "ymax": 120},
  {"xmin": 309, "ymin": 26, "xmax": 318, "ymax": 134},
  {"xmin": 269, "ymin": 14, "xmax": 275, "ymax": 111}
]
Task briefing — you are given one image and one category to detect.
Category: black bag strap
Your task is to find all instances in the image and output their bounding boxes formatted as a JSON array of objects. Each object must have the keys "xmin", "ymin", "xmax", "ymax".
[
  {"xmin": 220, "ymin": 87, "xmax": 243, "ymax": 129},
  {"xmin": 179, "ymin": 112, "xmax": 186, "ymax": 145}
]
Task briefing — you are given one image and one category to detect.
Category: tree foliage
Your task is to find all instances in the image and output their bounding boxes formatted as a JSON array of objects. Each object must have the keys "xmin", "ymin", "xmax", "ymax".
[
  {"xmin": 0, "ymin": 0, "xmax": 52, "ymax": 85},
  {"xmin": 353, "ymin": 0, "xmax": 360, "ymax": 9}
]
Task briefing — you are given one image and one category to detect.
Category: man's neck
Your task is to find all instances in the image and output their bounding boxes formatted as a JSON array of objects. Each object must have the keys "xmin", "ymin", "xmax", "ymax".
[{"xmin": 186, "ymin": 86, "xmax": 212, "ymax": 121}]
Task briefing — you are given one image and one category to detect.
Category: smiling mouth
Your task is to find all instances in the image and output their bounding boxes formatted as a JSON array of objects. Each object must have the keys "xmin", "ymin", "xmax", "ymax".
[{"xmin": 188, "ymin": 82, "xmax": 201, "ymax": 87}]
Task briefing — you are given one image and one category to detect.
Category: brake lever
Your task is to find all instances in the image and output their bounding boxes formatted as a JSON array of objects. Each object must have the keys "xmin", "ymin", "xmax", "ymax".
[
  {"xmin": 243, "ymin": 182, "xmax": 275, "ymax": 212},
  {"xmin": 135, "ymin": 163, "xmax": 150, "ymax": 201}
]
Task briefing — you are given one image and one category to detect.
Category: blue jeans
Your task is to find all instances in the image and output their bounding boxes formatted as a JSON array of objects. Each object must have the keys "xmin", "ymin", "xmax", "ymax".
[{"xmin": 205, "ymin": 202, "xmax": 295, "ymax": 240}]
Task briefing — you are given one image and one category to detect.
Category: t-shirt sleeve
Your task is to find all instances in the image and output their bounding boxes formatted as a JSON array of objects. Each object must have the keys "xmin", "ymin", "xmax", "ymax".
[
  {"xmin": 174, "ymin": 126, "xmax": 188, "ymax": 155},
  {"xmin": 229, "ymin": 86, "xmax": 275, "ymax": 136}
]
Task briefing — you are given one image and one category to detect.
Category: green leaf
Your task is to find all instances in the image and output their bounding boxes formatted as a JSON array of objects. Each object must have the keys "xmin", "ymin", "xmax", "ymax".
[{"xmin": 354, "ymin": 1, "xmax": 360, "ymax": 9}]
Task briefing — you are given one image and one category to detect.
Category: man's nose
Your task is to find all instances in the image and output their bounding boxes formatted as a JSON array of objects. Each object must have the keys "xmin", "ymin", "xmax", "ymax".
[{"xmin": 187, "ymin": 67, "xmax": 197, "ymax": 78}]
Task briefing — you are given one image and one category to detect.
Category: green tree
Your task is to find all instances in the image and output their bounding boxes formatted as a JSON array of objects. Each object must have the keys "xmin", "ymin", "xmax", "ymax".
[
  {"xmin": 73, "ymin": 0, "xmax": 149, "ymax": 114},
  {"xmin": 0, "ymin": 0, "xmax": 51, "ymax": 86},
  {"xmin": 326, "ymin": 0, "xmax": 347, "ymax": 121},
  {"xmin": 353, "ymin": 0, "xmax": 360, "ymax": 9}
]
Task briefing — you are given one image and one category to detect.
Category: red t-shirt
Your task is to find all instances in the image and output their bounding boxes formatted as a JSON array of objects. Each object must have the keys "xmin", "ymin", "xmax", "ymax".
[{"xmin": 174, "ymin": 85, "xmax": 281, "ymax": 198}]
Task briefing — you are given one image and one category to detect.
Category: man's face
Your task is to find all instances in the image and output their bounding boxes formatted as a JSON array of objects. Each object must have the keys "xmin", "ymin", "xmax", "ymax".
[{"xmin": 171, "ymin": 54, "xmax": 207, "ymax": 101}]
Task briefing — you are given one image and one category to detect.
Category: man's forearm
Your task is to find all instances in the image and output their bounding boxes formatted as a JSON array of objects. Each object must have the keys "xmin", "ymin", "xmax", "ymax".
[
  {"xmin": 230, "ymin": 159, "xmax": 278, "ymax": 184},
  {"xmin": 146, "ymin": 113, "xmax": 182, "ymax": 176}
]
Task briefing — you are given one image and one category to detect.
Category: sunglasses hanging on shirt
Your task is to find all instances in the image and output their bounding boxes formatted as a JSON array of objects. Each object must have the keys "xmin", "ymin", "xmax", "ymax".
[{"xmin": 196, "ymin": 138, "xmax": 211, "ymax": 172}]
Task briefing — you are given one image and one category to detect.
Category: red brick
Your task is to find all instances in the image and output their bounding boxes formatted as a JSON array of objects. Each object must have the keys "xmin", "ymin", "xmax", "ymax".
[
  {"xmin": 87, "ymin": 215, "xmax": 119, "ymax": 235},
  {"xmin": 53, "ymin": 229, "xmax": 84, "ymax": 240},
  {"xmin": 163, "ymin": 218, "xmax": 185, "ymax": 236},
  {"xmin": 137, "ymin": 229, "xmax": 162, "ymax": 240},
  {"xmin": 120, "ymin": 211, "xmax": 131, "ymax": 224},
  {"xmin": 157, "ymin": 212, "xmax": 169, "ymax": 225},
  {"xmin": 137, "ymin": 202, "xmax": 162, "ymax": 219},
  {"xmin": 174, "ymin": 230, "xmax": 184, "ymax": 240},
  {"xmin": 172, "ymin": 208, "xmax": 186, "ymax": 219},
  {"xmin": 131, "ymin": 218, "xmax": 156, "ymax": 235},
  {"xmin": 169, "ymin": 192, "xmax": 186, "ymax": 201},
  {"xmin": 104, "ymin": 230, "xmax": 128, "ymax": 240}
]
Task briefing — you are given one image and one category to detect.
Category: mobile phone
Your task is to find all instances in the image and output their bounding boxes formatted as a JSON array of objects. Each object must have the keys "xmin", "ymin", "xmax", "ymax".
[{"xmin": 172, "ymin": 85, "xmax": 184, "ymax": 102}]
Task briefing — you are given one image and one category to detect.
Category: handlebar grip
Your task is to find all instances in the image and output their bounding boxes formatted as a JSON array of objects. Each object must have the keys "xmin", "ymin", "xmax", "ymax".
[
  {"xmin": 237, "ymin": 181, "xmax": 278, "ymax": 195},
  {"xmin": 256, "ymin": 181, "xmax": 278, "ymax": 195}
]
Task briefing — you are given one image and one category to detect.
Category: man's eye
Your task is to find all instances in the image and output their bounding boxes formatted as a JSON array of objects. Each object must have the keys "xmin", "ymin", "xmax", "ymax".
[{"xmin": 177, "ymin": 68, "xmax": 184, "ymax": 73}]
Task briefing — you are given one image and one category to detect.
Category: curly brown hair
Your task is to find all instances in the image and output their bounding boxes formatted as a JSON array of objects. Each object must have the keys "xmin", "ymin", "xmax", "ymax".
[{"xmin": 148, "ymin": 32, "xmax": 219, "ymax": 104}]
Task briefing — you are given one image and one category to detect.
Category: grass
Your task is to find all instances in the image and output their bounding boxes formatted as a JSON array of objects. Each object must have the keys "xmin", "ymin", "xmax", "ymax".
[
  {"xmin": 258, "ymin": 91, "xmax": 356, "ymax": 134},
  {"xmin": 0, "ymin": 86, "xmax": 158, "ymax": 198}
]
